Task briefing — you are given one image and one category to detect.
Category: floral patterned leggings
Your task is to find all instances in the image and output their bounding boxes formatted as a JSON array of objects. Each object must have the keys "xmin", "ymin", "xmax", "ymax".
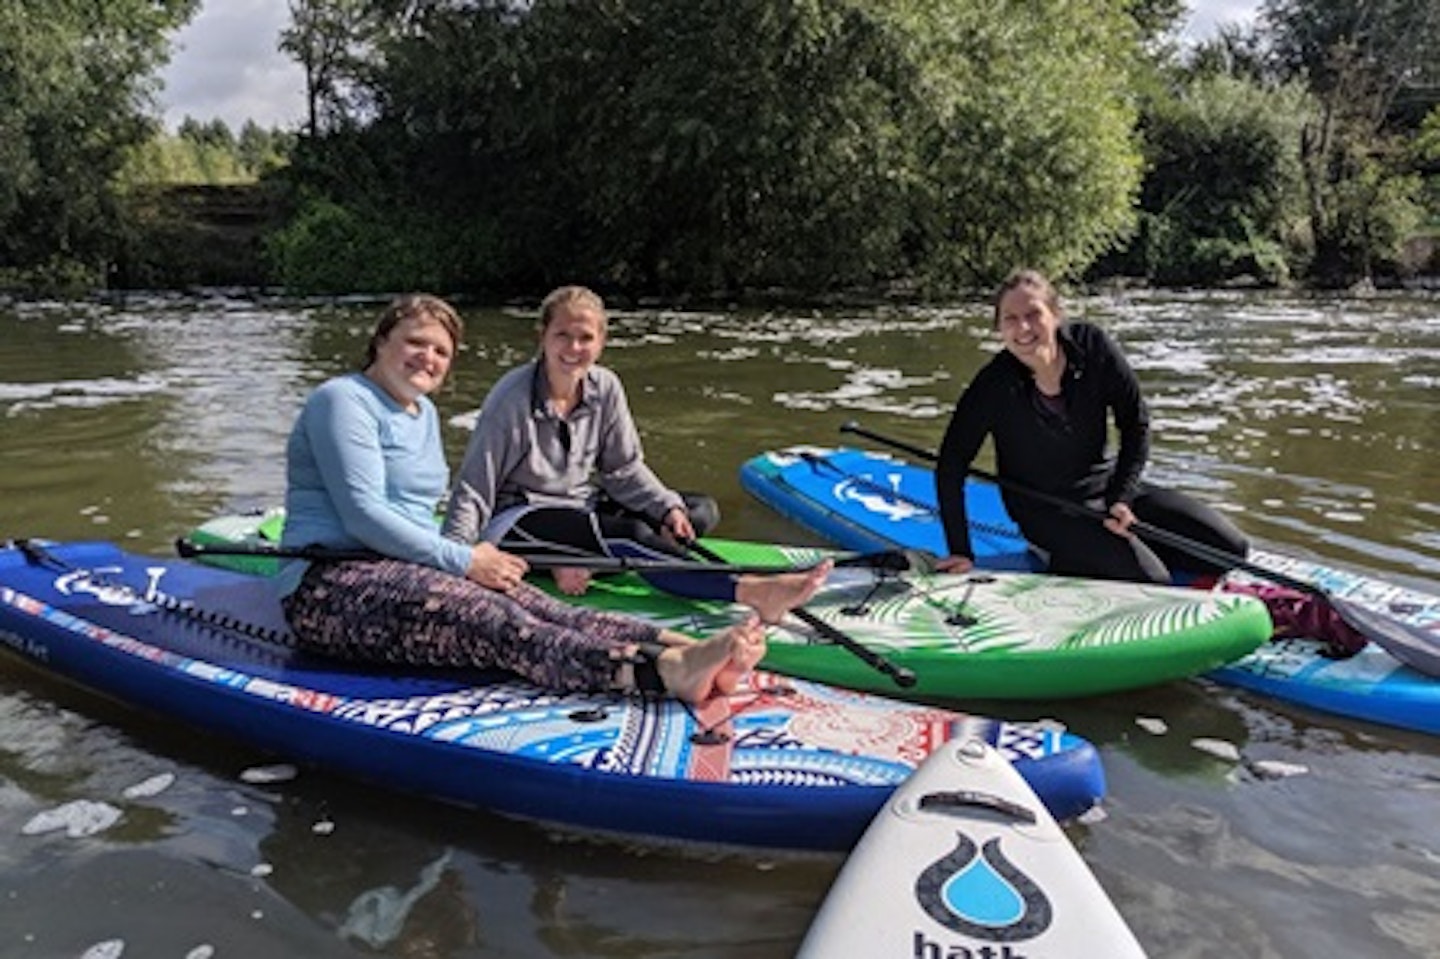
[{"xmin": 280, "ymin": 560, "xmax": 665, "ymax": 692}]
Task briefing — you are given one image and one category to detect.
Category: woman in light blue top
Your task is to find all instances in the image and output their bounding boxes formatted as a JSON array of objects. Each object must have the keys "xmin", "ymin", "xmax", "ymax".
[{"xmin": 278, "ymin": 294, "xmax": 782, "ymax": 704}]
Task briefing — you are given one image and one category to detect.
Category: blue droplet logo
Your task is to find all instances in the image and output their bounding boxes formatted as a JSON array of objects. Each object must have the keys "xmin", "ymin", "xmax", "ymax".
[{"xmin": 916, "ymin": 833, "xmax": 1052, "ymax": 942}]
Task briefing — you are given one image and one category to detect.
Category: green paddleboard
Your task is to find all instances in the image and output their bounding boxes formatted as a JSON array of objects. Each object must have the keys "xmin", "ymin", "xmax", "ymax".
[{"xmin": 186, "ymin": 512, "xmax": 1271, "ymax": 701}]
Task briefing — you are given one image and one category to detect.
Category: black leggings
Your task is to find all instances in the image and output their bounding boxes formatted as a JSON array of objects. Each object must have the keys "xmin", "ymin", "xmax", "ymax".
[
  {"xmin": 1010, "ymin": 483, "xmax": 1248, "ymax": 585},
  {"xmin": 503, "ymin": 493, "xmax": 734, "ymax": 601}
]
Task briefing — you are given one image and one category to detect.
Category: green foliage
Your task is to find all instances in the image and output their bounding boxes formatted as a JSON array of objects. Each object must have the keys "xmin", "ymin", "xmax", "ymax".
[
  {"xmin": 1260, "ymin": 0, "xmax": 1437, "ymax": 285},
  {"xmin": 118, "ymin": 120, "xmax": 293, "ymax": 187},
  {"xmin": 883, "ymin": 0, "xmax": 1143, "ymax": 288},
  {"xmin": 1415, "ymin": 107, "xmax": 1440, "ymax": 218},
  {"xmin": 265, "ymin": 194, "xmax": 505, "ymax": 294},
  {"xmin": 0, "ymin": 0, "xmax": 200, "ymax": 292},
  {"xmin": 1113, "ymin": 74, "xmax": 1311, "ymax": 284},
  {"xmin": 275, "ymin": 0, "xmax": 1147, "ymax": 297}
]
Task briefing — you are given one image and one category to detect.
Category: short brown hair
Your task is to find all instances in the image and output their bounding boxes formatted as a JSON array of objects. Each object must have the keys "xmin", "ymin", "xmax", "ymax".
[{"xmin": 364, "ymin": 293, "xmax": 464, "ymax": 368}]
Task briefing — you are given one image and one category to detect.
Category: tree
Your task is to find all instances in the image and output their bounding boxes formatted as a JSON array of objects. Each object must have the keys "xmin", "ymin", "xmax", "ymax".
[
  {"xmin": 272, "ymin": 0, "xmax": 1148, "ymax": 296},
  {"xmin": 887, "ymin": 0, "xmax": 1143, "ymax": 287},
  {"xmin": 1259, "ymin": 0, "xmax": 1437, "ymax": 284},
  {"xmin": 0, "ymin": 0, "xmax": 200, "ymax": 290},
  {"xmin": 1115, "ymin": 73, "xmax": 1311, "ymax": 284},
  {"xmin": 280, "ymin": 0, "xmax": 394, "ymax": 136}
]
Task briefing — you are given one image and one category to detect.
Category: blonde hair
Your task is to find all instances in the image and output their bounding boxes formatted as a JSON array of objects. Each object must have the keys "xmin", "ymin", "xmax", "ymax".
[
  {"xmin": 538, "ymin": 285, "xmax": 607, "ymax": 334},
  {"xmin": 364, "ymin": 293, "xmax": 464, "ymax": 368}
]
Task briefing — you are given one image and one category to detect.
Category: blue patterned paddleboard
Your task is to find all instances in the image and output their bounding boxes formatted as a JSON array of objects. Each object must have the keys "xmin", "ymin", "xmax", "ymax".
[{"xmin": 0, "ymin": 539, "xmax": 1106, "ymax": 850}]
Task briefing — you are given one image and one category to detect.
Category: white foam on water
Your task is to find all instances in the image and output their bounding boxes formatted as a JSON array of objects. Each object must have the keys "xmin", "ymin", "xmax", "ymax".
[
  {"xmin": 339, "ymin": 849, "xmax": 454, "ymax": 949},
  {"xmin": 22, "ymin": 800, "xmax": 122, "ymax": 838},
  {"xmin": 1190, "ymin": 738, "xmax": 1242, "ymax": 762},
  {"xmin": 239, "ymin": 763, "xmax": 298, "ymax": 784},
  {"xmin": 1250, "ymin": 760, "xmax": 1310, "ymax": 779},
  {"xmin": 1323, "ymin": 511, "xmax": 1367, "ymax": 523},
  {"xmin": 121, "ymin": 772, "xmax": 175, "ymax": 800}
]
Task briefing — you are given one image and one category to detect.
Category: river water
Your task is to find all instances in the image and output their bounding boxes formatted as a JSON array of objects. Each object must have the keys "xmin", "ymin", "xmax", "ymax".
[{"xmin": 0, "ymin": 289, "xmax": 1437, "ymax": 958}]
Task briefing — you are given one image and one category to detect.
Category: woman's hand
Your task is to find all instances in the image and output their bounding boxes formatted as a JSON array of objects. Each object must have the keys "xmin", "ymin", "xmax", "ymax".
[
  {"xmin": 552, "ymin": 566, "xmax": 592, "ymax": 595},
  {"xmin": 467, "ymin": 542, "xmax": 530, "ymax": 592},
  {"xmin": 935, "ymin": 555, "xmax": 974, "ymax": 574},
  {"xmin": 661, "ymin": 506, "xmax": 696, "ymax": 544},
  {"xmin": 1104, "ymin": 502, "xmax": 1137, "ymax": 538}
]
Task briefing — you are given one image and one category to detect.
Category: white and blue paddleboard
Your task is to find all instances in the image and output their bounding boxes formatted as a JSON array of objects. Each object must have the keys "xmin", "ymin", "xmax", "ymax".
[
  {"xmin": 742, "ymin": 446, "xmax": 1440, "ymax": 736},
  {"xmin": 0, "ymin": 538, "xmax": 1107, "ymax": 851},
  {"xmin": 797, "ymin": 738, "xmax": 1147, "ymax": 958}
]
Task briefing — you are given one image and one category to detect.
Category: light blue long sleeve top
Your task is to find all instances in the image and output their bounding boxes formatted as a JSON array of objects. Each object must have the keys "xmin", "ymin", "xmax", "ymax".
[{"xmin": 277, "ymin": 372, "xmax": 472, "ymax": 595}]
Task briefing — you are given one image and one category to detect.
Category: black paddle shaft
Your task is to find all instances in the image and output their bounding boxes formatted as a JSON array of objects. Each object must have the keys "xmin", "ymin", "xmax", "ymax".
[
  {"xmin": 682, "ymin": 538, "xmax": 918, "ymax": 688},
  {"xmin": 838, "ymin": 420, "xmax": 1319, "ymax": 593},
  {"xmin": 175, "ymin": 538, "xmax": 836, "ymax": 577}
]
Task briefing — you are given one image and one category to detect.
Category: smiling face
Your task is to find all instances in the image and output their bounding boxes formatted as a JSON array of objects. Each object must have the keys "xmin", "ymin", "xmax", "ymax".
[
  {"xmin": 995, "ymin": 284, "xmax": 1062, "ymax": 368},
  {"xmin": 365, "ymin": 312, "xmax": 457, "ymax": 409},
  {"xmin": 540, "ymin": 303, "xmax": 606, "ymax": 391}
]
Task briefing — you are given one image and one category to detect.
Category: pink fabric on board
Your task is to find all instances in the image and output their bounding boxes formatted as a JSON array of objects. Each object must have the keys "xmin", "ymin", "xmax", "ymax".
[{"xmin": 1221, "ymin": 581, "xmax": 1368, "ymax": 657}]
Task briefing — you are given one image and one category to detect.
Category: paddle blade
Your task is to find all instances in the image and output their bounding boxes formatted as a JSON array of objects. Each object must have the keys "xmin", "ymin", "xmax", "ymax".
[{"xmin": 1334, "ymin": 596, "xmax": 1440, "ymax": 677}]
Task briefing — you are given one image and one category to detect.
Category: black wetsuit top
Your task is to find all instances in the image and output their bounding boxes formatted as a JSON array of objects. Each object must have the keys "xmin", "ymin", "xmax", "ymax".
[{"xmin": 936, "ymin": 322, "xmax": 1149, "ymax": 560}]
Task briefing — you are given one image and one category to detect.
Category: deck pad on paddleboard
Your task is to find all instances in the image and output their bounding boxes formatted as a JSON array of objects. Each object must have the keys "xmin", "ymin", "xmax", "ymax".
[
  {"xmin": 0, "ymin": 539, "xmax": 1105, "ymax": 849},
  {"xmin": 696, "ymin": 540, "xmax": 1271, "ymax": 700}
]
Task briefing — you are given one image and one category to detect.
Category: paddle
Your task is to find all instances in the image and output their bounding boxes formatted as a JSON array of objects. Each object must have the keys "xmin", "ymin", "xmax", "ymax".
[
  {"xmin": 838, "ymin": 421, "xmax": 1440, "ymax": 677},
  {"xmin": 176, "ymin": 537, "xmax": 865, "ymax": 577},
  {"xmin": 679, "ymin": 538, "xmax": 918, "ymax": 689}
]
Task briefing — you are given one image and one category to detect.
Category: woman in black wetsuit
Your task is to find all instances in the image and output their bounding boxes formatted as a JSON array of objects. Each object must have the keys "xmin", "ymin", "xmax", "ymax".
[{"xmin": 934, "ymin": 269, "xmax": 1248, "ymax": 584}]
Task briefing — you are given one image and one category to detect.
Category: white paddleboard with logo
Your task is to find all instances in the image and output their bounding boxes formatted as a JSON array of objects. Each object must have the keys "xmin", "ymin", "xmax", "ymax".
[{"xmin": 797, "ymin": 738, "xmax": 1146, "ymax": 958}]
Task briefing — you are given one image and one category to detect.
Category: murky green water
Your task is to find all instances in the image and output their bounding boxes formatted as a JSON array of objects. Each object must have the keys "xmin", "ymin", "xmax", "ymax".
[{"xmin": 1, "ymin": 289, "xmax": 1437, "ymax": 957}]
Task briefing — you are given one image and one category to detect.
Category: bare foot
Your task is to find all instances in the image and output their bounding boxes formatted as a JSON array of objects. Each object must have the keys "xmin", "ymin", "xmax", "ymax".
[
  {"xmin": 736, "ymin": 559, "xmax": 833, "ymax": 624},
  {"xmin": 553, "ymin": 566, "xmax": 591, "ymax": 595},
  {"xmin": 655, "ymin": 616, "xmax": 767, "ymax": 704},
  {"xmin": 713, "ymin": 614, "xmax": 766, "ymax": 696}
]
